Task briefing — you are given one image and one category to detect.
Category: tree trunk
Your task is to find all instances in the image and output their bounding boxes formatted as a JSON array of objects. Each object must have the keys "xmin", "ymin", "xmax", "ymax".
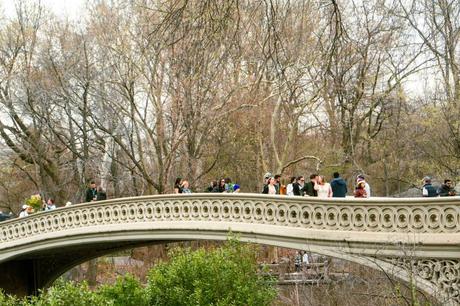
[{"xmin": 86, "ymin": 259, "xmax": 98, "ymax": 288}]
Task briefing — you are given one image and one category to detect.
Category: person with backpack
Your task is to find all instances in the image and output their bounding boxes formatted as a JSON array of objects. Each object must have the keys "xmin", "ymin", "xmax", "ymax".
[{"xmin": 422, "ymin": 176, "xmax": 437, "ymax": 197}]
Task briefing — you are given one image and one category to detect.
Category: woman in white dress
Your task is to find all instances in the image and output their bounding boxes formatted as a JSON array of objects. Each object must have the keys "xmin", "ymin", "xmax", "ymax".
[{"xmin": 314, "ymin": 175, "xmax": 333, "ymax": 198}]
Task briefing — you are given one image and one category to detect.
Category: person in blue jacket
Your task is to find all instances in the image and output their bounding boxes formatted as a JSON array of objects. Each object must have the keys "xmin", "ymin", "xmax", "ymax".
[{"xmin": 330, "ymin": 172, "xmax": 347, "ymax": 197}]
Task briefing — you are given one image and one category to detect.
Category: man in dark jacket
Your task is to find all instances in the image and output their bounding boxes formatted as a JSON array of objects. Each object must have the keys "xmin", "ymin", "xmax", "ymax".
[
  {"xmin": 422, "ymin": 177, "xmax": 437, "ymax": 197},
  {"xmin": 330, "ymin": 172, "xmax": 347, "ymax": 197},
  {"xmin": 85, "ymin": 181, "xmax": 97, "ymax": 202},
  {"xmin": 96, "ymin": 186, "xmax": 107, "ymax": 200},
  {"xmin": 437, "ymin": 179, "xmax": 456, "ymax": 196},
  {"xmin": 303, "ymin": 174, "xmax": 318, "ymax": 197},
  {"xmin": 293, "ymin": 176, "xmax": 304, "ymax": 196},
  {"xmin": 274, "ymin": 174, "xmax": 281, "ymax": 194}
]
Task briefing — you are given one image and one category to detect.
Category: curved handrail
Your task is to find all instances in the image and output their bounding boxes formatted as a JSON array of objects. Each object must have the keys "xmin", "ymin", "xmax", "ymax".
[{"xmin": 1, "ymin": 193, "xmax": 459, "ymax": 245}]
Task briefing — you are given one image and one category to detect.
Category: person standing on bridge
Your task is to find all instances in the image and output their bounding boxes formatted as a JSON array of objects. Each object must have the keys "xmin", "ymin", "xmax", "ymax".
[
  {"xmin": 207, "ymin": 180, "xmax": 217, "ymax": 192},
  {"xmin": 213, "ymin": 179, "xmax": 226, "ymax": 192},
  {"xmin": 174, "ymin": 177, "xmax": 183, "ymax": 194},
  {"xmin": 181, "ymin": 180, "xmax": 192, "ymax": 193},
  {"xmin": 274, "ymin": 174, "xmax": 281, "ymax": 194},
  {"xmin": 303, "ymin": 174, "xmax": 318, "ymax": 197},
  {"xmin": 19, "ymin": 205, "xmax": 30, "ymax": 218},
  {"xmin": 437, "ymin": 179, "xmax": 456, "ymax": 196},
  {"xmin": 42, "ymin": 198, "xmax": 56, "ymax": 211},
  {"xmin": 286, "ymin": 176, "xmax": 296, "ymax": 196},
  {"xmin": 330, "ymin": 172, "xmax": 347, "ymax": 197},
  {"xmin": 293, "ymin": 176, "xmax": 305, "ymax": 196},
  {"xmin": 85, "ymin": 181, "xmax": 98, "ymax": 202},
  {"xmin": 314, "ymin": 175, "xmax": 332, "ymax": 198},
  {"xmin": 262, "ymin": 177, "xmax": 277, "ymax": 194},
  {"xmin": 354, "ymin": 181, "xmax": 367, "ymax": 198},
  {"xmin": 224, "ymin": 178, "xmax": 235, "ymax": 193},
  {"xmin": 261, "ymin": 172, "xmax": 272, "ymax": 194},
  {"xmin": 356, "ymin": 175, "xmax": 371, "ymax": 198},
  {"xmin": 422, "ymin": 176, "xmax": 437, "ymax": 197},
  {"xmin": 96, "ymin": 186, "xmax": 107, "ymax": 201}
]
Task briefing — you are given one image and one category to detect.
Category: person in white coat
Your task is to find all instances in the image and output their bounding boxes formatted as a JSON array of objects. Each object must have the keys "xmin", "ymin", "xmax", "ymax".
[
  {"xmin": 286, "ymin": 176, "xmax": 296, "ymax": 196},
  {"xmin": 314, "ymin": 175, "xmax": 333, "ymax": 198},
  {"xmin": 19, "ymin": 205, "xmax": 29, "ymax": 218}
]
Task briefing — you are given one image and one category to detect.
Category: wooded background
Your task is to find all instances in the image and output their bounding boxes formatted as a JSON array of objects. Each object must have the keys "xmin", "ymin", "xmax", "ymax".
[{"xmin": 0, "ymin": 0, "xmax": 459, "ymax": 212}]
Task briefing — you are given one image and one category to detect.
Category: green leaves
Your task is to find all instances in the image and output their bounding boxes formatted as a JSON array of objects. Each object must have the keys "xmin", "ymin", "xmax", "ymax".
[
  {"xmin": 27, "ymin": 280, "xmax": 109, "ymax": 306},
  {"xmin": 146, "ymin": 239, "xmax": 277, "ymax": 306},
  {"xmin": 98, "ymin": 274, "xmax": 148, "ymax": 306},
  {"xmin": 0, "ymin": 289, "xmax": 19, "ymax": 306}
]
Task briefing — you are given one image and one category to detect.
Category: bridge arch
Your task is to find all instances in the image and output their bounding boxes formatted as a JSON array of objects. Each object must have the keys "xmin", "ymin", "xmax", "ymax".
[{"xmin": 0, "ymin": 194, "xmax": 458, "ymax": 304}]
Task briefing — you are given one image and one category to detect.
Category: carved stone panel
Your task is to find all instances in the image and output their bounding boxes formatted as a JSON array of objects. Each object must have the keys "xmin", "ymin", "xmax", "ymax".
[{"xmin": 385, "ymin": 258, "xmax": 460, "ymax": 305}]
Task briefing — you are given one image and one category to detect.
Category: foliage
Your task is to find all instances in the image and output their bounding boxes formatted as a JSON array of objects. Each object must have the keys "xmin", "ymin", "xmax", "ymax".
[
  {"xmin": 98, "ymin": 274, "xmax": 148, "ymax": 306},
  {"xmin": 147, "ymin": 239, "xmax": 277, "ymax": 306},
  {"xmin": 25, "ymin": 194, "xmax": 42, "ymax": 212},
  {"xmin": 27, "ymin": 279, "xmax": 108, "ymax": 306},
  {"xmin": 0, "ymin": 289, "xmax": 20, "ymax": 306}
]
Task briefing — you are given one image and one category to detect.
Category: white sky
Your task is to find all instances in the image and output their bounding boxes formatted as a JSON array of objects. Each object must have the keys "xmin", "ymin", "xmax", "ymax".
[
  {"xmin": 0, "ymin": 0, "xmax": 86, "ymax": 20},
  {"xmin": 0, "ymin": 0, "xmax": 433, "ymax": 98}
]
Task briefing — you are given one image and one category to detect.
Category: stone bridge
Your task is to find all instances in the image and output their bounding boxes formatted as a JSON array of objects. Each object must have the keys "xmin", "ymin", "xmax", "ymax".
[{"xmin": 0, "ymin": 194, "xmax": 459, "ymax": 304}]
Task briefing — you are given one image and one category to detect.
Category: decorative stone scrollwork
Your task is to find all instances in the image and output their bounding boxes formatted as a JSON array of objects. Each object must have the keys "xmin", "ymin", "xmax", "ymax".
[
  {"xmin": 0, "ymin": 195, "xmax": 460, "ymax": 243},
  {"xmin": 385, "ymin": 258, "xmax": 460, "ymax": 305}
]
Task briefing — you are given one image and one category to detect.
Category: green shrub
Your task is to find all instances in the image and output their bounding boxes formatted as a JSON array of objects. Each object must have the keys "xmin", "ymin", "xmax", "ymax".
[
  {"xmin": 98, "ymin": 274, "xmax": 148, "ymax": 306},
  {"xmin": 30, "ymin": 279, "xmax": 108, "ymax": 306},
  {"xmin": 147, "ymin": 239, "xmax": 277, "ymax": 306},
  {"xmin": 0, "ymin": 289, "xmax": 20, "ymax": 306}
]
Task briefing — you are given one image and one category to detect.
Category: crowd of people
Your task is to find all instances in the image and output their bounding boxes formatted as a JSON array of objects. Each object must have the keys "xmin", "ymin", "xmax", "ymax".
[
  {"xmin": 17, "ymin": 180, "xmax": 107, "ymax": 218},
  {"xmin": 173, "ymin": 172, "xmax": 457, "ymax": 199},
  {"xmin": 261, "ymin": 172, "xmax": 370, "ymax": 198},
  {"xmin": 8, "ymin": 174, "xmax": 458, "ymax": 220},
  {"xmin": 174, "ymin": 177, "xmax": 241, "ymax": 194},
  {"xmin": 18, "ymin": 196, "xmax": 68, "ymax": 218}
]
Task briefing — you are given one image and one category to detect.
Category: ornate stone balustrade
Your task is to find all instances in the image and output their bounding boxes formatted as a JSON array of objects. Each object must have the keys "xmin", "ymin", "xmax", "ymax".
[{"xmin": 1, "ymin": 194, "xmax": 459, "ymax": 244}]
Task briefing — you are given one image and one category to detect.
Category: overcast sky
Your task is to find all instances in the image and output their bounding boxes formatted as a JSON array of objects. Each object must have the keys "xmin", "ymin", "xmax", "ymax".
[
  {"xmin": 0, "ymin": 0, "xmax": 431, "ymax": 97},
  {"xmin": 1, "ymin": 0, "xmax": 86, "ymax": 20}
]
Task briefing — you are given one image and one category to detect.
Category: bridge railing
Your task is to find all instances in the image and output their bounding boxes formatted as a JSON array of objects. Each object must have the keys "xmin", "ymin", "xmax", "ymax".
[{"xmin": 1, "ymin": 194, "xmax": 459, "ymax": 245}]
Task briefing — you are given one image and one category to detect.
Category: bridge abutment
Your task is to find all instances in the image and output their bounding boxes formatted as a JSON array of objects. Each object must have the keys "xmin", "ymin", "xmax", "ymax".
[{"xmin": 0, "ymin": 259, "xmax": 42, "ymax": 296}]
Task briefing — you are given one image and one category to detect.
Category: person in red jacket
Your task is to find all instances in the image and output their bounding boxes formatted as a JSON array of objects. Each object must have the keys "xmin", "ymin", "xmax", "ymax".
[{"xmin": 354, "ymin": 181, "xmax": 367, "ymax": 198}]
